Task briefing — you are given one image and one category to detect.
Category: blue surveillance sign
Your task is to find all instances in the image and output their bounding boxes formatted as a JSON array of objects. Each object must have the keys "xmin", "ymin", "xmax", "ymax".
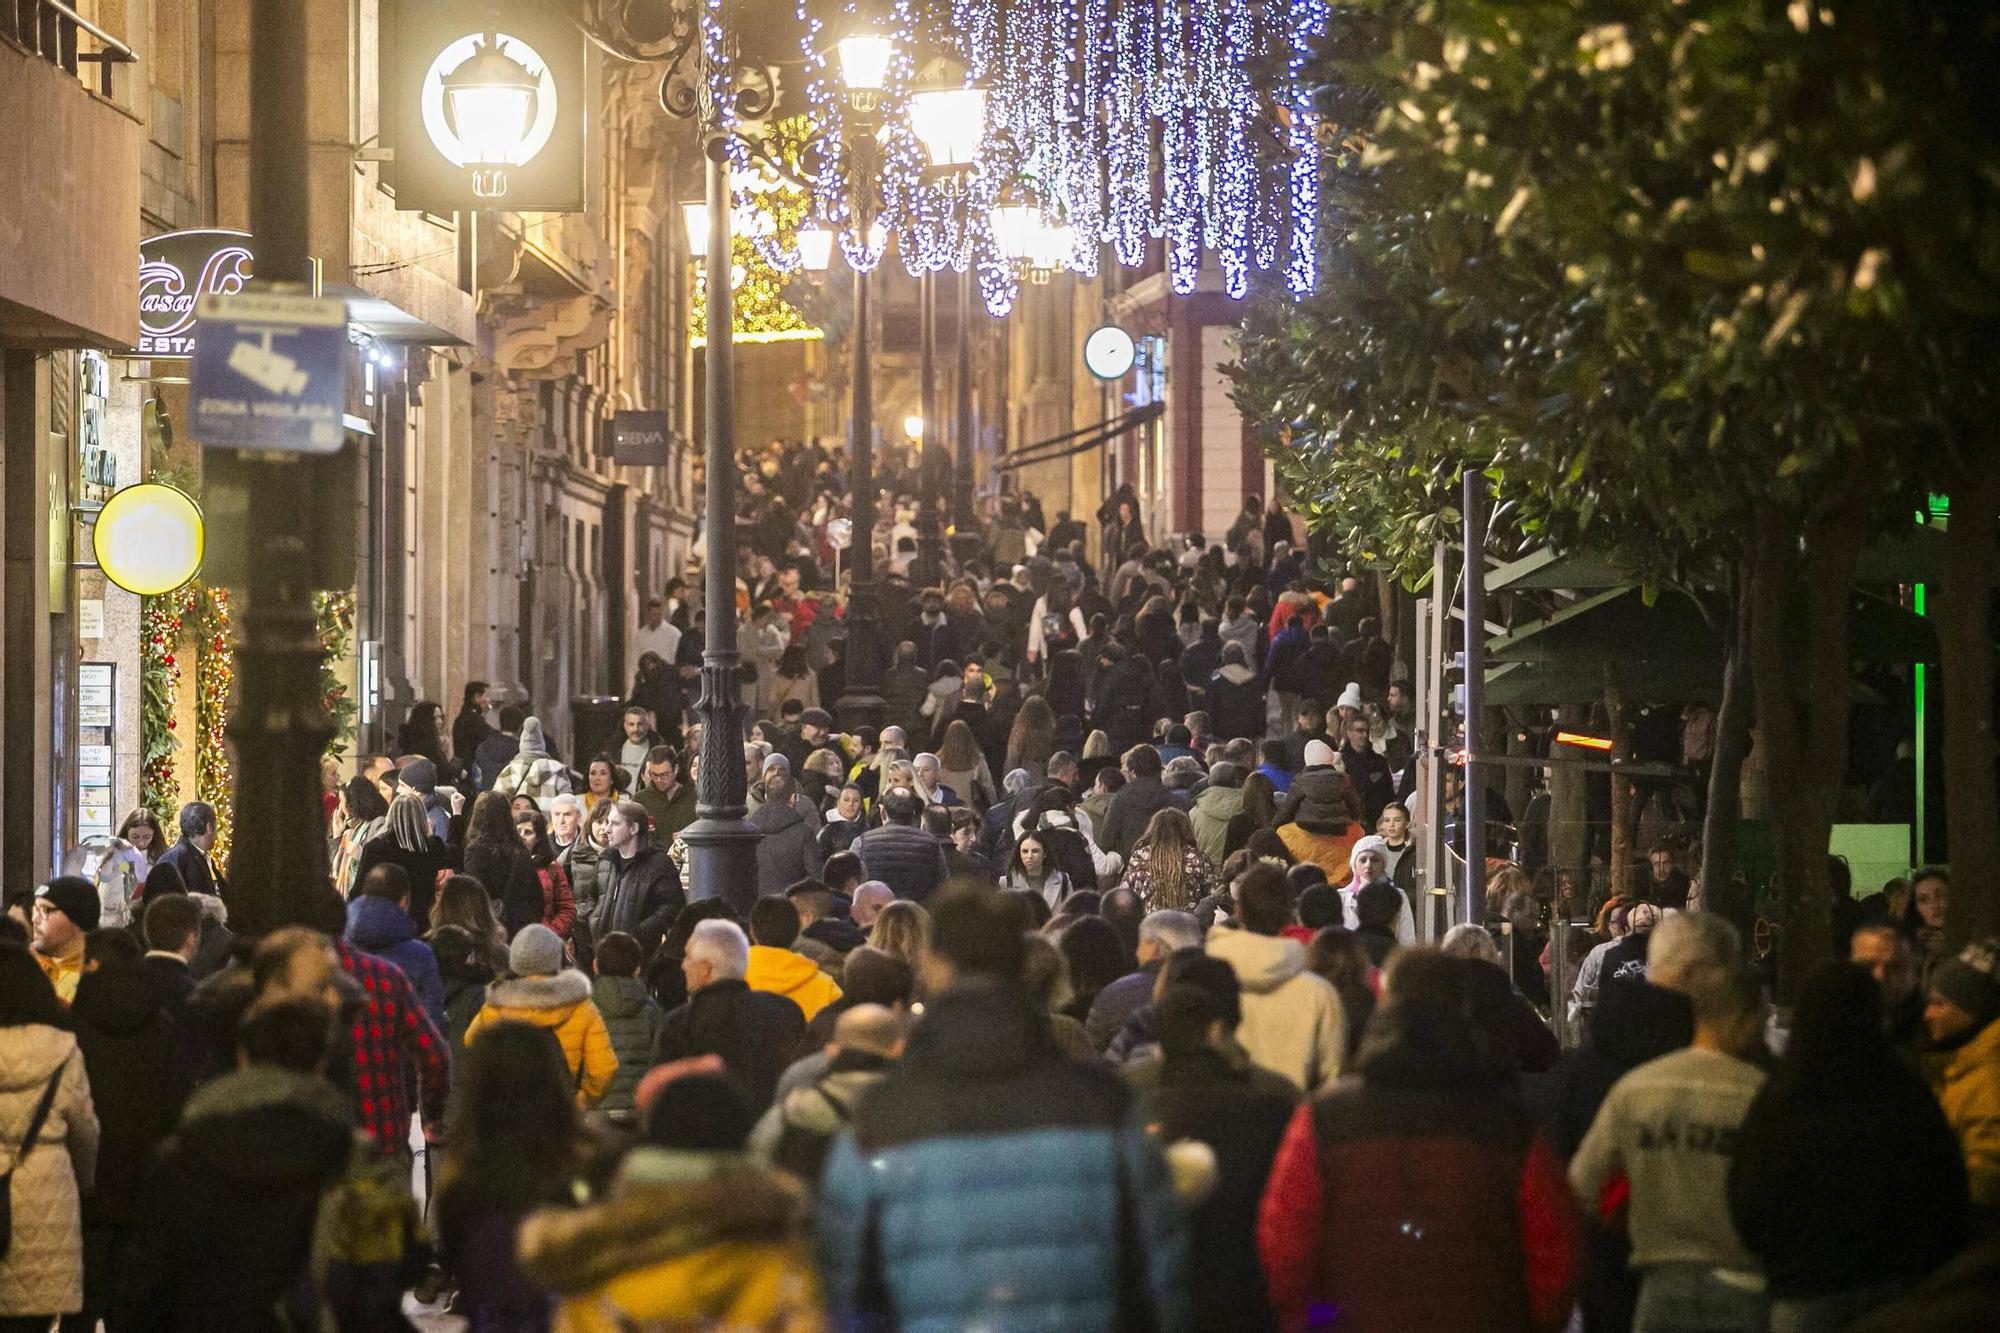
[{"xmin": 191, "ymin": 291, "xmax": 349, "ymax": 453}]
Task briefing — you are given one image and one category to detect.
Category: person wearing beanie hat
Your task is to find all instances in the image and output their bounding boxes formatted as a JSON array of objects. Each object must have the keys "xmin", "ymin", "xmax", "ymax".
[
  {"xmin": 396, "ymin": 757, "xmax": 455, "ymax": 841},
  {"xmin": 464, "ymin": 924, "xmax": 618, "ymax": 1105},
  {"xmin": 1926, "ymin": 936, "xmax": 2000, "ymax": 1214},
  {"xmin": 33, "ymin": 876, "xmax": 99, "ymax": 1004},
  {"xmin": 1338, "ymin": 835, "xmax": 1415, "ymax": 948},
  {"xmin": 1273, "ymin": 749, "xmax": 1364, "ymax": 886},
  {"xmin": 493, "ymin": 716, "xmax": 574, "ymax": 812}
]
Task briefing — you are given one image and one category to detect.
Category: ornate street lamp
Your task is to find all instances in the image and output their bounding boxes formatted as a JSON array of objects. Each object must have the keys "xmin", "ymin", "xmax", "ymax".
[
  {"xmin": 819, "ymin": 13, "xmax": 900, "ymax": 730},
  {"xmin": 438, "ymin": 35, "xmax": 540, "ymax": 161},
  {"xmin": 796, "ymin": 222, "xmax": 835, "ymax": 272},
  {"xmin": 907, "ymin": 59, "xmax": 989, "ymax": 561}
]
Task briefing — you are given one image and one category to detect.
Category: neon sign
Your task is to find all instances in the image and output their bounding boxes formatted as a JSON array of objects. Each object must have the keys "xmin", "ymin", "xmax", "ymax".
[{"xmin": 136, "ymin": 230, "xmax": 254, "ymax": 358}]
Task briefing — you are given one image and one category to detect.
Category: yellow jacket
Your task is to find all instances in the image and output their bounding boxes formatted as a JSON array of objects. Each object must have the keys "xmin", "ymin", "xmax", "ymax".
[
  {"xmin": 745, "ymin": 945, "xmax": 843, "ymax": 1023},
  {"xmin": 36, "ymin": 947, "xmax": 83, "ymax": 1005},
  {"xmin": 465, "ymin": 971, "xmax": 618, "ymax": 1104},
  {"xmin": 1937, "ymin": 1016, "xmax": 2000, "ymax": 1212},
  {"xmin": 519, "ymin": 1156, "xmax": 822, "ymax": 1333}
]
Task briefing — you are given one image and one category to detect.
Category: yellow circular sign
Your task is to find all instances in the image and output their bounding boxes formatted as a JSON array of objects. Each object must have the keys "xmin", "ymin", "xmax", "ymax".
[{"xmin": 92, "ymin": 483, "xmax": 204, "ymax": 595}]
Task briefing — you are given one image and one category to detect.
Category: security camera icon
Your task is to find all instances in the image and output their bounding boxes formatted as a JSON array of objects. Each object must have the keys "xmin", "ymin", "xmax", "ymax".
[{"xmin": 227, "ymin": 339, "xmax": 310, "ymax": 396}]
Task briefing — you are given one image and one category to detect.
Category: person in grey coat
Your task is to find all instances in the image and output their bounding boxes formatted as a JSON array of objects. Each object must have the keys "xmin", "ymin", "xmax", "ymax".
[{"xmin": 749, "ymin": 773, "xmax": 825, "ymax": 898}]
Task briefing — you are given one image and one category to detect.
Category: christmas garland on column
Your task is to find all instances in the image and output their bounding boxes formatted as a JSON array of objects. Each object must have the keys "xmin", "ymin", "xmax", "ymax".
[
  {"xmin": 315, "ymin": 590, "xmax": 357, "ymax": 762},
  {"xmin": 139, "ymin": 582, "xmax": 234, "ymax": 872}
]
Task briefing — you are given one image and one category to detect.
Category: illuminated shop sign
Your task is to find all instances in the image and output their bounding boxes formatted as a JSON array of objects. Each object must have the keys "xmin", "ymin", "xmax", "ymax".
[{"xmin": 135, "ymin": 230, "xmax": 255, "ymax": 359}]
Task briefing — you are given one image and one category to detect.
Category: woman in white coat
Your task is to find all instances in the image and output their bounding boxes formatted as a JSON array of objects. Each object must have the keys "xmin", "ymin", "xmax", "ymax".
[{"xmin": 0, "ymin": 943, "xmax": 99, "ymax": 1327}]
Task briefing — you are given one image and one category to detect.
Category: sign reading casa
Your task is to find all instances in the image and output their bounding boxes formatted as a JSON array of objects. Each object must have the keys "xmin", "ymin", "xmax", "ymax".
[{"xmin": 136, "ymin": 230, "xmax": 255, "ymax": 358}]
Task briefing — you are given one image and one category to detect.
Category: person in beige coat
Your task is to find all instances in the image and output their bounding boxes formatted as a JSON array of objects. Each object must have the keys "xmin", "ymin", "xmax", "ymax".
[
  {"xmin": 0, "ymin": 943, "xmax": 99, "ymax": 1323},
  {"xmin": 1204, "ymin": 865, "xmax": 1346, "ymax": 1094}
]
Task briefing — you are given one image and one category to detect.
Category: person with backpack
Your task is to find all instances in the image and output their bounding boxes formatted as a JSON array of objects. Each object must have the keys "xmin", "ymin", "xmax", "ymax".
[{"xmin": 751, "ymin": 1004, "xmax": 903, "ymax": 1185}]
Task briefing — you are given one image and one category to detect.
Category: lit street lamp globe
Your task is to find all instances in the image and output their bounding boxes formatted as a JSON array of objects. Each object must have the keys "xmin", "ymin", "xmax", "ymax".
[
  {"xmin": 439, "ymin": 35, "xmax": 541, "ymax": 166},
  {"xmin": 909, "ymin": 85, "xmax": 987, "ymax": 170},
  {"xmin": 797, "ymin": 223, "xmax": 835, "ymax": 272}
]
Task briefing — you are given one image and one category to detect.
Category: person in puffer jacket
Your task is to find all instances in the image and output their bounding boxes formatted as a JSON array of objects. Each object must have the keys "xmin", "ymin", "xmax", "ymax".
[
  {"xmin": 1258, "ymin": 949, "xmax": 1577, "ymax": 1333},
  {"xmin": 491, "ymin": 716, "xmax": 572, "ymax": 812},
  {"xmin": 744, "ymin": 898, "xmax": 843, "ymax": 1022},
  {"xmin": 817, "ymin": 889, "xmax": 1189, "ymax": 1333},
  {"xmin": 588, "ymin": 932, "xmax": 660, "ymax": 1119},
  {"xmin": 464, "ymin": 925, "xmax": 617, "ymax": 1106},
  {"xmin": 1187, "ymin": 762, "xmax": 1247, "ymax": 864}
]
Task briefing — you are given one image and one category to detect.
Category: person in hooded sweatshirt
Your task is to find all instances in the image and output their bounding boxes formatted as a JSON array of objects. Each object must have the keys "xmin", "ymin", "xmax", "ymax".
[
  {"xmin": 342, "ymin": 864, "xmax": 446, "ymax": 1029},
  {"xmin": 744, "ymin": 897, "xmax": 844, "ymax": 1023},
  {"xmin": 1339, "ymin": 835, "xmax": 1417, "ymax": 946},
  {"xmin": 1205, "ymin": 863, "xmax": 1346, "ymax": 1094},
  {"xmin": 464, "ymin": 924, "xmax": 618, "ymax": 1107},
  {"xmin": 69, "ymin": 931, "xmax": 187, "ymax": 1332}
]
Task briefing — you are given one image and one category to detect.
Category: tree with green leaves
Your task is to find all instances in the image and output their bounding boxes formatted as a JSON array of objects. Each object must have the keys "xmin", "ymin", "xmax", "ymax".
[{"xmin": 1234, "ymin": 0, "xmax": 1999, "ymax": 986}]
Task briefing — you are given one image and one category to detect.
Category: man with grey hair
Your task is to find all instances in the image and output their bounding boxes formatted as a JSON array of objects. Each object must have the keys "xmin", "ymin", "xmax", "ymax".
[
  {"xmin": 850, "ymin": 881, "xmax": 896, "ymax": 931},
  {"xmin": 1646, "ymin": 911, "xmax": 1743, "ymax": 999},
  {"xmin": 1085, "ymin": 909, "xmax": 1203, "ymax": 1052},
  {"xmin": 1047, "ymin": 751, "xmax": 1082, "ymax": 793},
  {"xmin": 652, "ymin": 917, "xmax": 805, "ymax": 1112},
  {"xmin": 981, "ymin": 768, "xmax": 1038, "ymax": 862}
]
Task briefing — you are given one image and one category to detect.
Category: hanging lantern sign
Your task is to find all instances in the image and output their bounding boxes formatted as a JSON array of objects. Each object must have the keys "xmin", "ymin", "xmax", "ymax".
[
  {"xmin": 92, "ymin": 483, "xmax": 205, "ymax": 595},
  {"xmin": 390, "ymin": 0, "xmax": 584, "ymax": 212}
]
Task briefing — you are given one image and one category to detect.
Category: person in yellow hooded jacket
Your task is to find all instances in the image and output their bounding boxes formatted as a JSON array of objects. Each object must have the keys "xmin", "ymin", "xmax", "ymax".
[
  {"xmin": 464, "ymin": 923, "xmax": 617, "ymax": 1105},
  {"xmin": 518, "ymin": 1057, "xmax": 823, "ymax": 1333},
  {"xmin": 745, "ymin": 898, "xmax": 843, "ymax": 1022}
]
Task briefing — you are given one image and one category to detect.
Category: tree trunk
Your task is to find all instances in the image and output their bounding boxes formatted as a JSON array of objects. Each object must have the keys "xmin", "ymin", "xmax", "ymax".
[
  {"xmin": 1939, "ymin": 450, "xmax": 2000, "ymax": 942},
  {"xmin": 1605, "ymin": 674, "xmax": 1632, "ymax": 903},
  {"xmin": 1700, "ymin": 559, "xmax": 1755, "ymax": 935},
  {"xmin": 1747, "ymin": 499, "xmax": 1861, "ymax": 999}
]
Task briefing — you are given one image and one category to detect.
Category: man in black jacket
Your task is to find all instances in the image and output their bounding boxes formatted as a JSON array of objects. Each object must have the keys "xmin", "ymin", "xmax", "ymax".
[
  {"xmin": 1099, "ymin": 744, "xmax": 1176, "ymax": 860},
  {"xmin": 749, "ymin": 773, "xmax": 825, "ymax": 897},
  {"xmin": 1336, "ymin": 712, "xmax": 1396, "ymax": 827},
  {"xmin": 853, "ymin": 787, "xmax": 951, "ymax": 904},
  {"xmin": 589, "ymin": 801, "xmax": 686, "ymax": 955},
  {"xmin": 653, "ymin": 918, "xmax": 805, "ymax": 1112}
]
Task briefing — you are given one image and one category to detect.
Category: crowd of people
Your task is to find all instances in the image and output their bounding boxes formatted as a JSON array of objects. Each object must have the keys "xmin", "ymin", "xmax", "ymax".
[{"xmin": 3, "ymin": 454, "xmax": 1996, "ymax": 1333}]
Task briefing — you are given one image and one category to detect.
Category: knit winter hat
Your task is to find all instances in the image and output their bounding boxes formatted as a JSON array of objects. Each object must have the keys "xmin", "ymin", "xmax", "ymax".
[
  {"xmin": 400, "ymin": 758, "xmax": 439, "ymax": 794},
  {"xmin": 1626, "ymin": 901, "xmax": 1663, "ymax": 935},
  {"xmin": 1336, "ymin": 682, "xmax": 1364, "ymax": 711},
  {"xmin": 518, "ymin": 716, "xmax": 547, "ymax": 754},
  {"xmin": 1302, "ymin": 739, "xmax": 1338, "ymax": 769},
  {"xmin": 509, "ymin": 923, "xmax": 565, "ymax": 978},
  {"xmin": 36, "ymin": 876, "xmax": 100, "ymax": 934},
  {"xmin": 1348, "ymin": 835, "xmax": 1391, "ymax": 884},
  {"xmin": 1930, "ymin": 937, "xmax": 2000, "ymax": 1029}
]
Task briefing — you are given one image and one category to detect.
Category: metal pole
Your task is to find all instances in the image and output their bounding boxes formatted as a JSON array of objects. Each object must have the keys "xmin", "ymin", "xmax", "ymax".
[
  {"xmin": 681, "ymin": 143, "xmax": 760, "ymax": 916},
  {"xmin": 1462, "ymin": 467, "xmax": 1489, "ymax": 926},
  {"xmin": 227, "ymin": 0, "xmax": 333, "ymax": 935},
  {"xmin": 916, "ymin": 268, "xmax": 944, "ymax": 582},
  {"xmin": 834, "ymin": 264, "xmax": 885, "ymax": 727},
  {"xmin": 954, "ymin": 264, "xmax": 975, "ymax": 529}
]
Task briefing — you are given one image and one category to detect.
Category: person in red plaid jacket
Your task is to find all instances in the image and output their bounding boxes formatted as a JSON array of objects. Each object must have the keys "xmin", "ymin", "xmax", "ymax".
[{"xmin": 334, "ymin": 938, "xmax": 449, "ymax": 1157}]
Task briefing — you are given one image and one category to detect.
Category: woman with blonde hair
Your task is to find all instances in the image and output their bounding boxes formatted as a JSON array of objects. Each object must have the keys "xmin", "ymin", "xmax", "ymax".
[
  {"xmin": 1120, "ymin": 808, "xmax": 1219, "ymax": 911},
  {"xmin": 868, "ymin": 900, "xmax": 932, "ymax": 976},
  {"xmin": 935, "ymin": 719, "xmax": 997, "ymax": 813}
]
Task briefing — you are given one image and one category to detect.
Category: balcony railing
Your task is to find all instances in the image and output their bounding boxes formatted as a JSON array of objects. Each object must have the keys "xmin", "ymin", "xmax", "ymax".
[{"xmin": 2, "ymin": 0, "xmax": 135, "ymax": 97}]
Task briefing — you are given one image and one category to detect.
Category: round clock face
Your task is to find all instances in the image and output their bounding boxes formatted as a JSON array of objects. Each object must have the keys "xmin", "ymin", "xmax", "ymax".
[{"xmin": 1084, "ymin": 325, "xmax": 1136, "ymax": 381}]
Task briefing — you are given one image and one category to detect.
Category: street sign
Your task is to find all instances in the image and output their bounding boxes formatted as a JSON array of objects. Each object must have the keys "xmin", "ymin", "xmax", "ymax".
[{"xmin": 191, "ymin": 291, "xmax": 349, "ymax": 453}]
